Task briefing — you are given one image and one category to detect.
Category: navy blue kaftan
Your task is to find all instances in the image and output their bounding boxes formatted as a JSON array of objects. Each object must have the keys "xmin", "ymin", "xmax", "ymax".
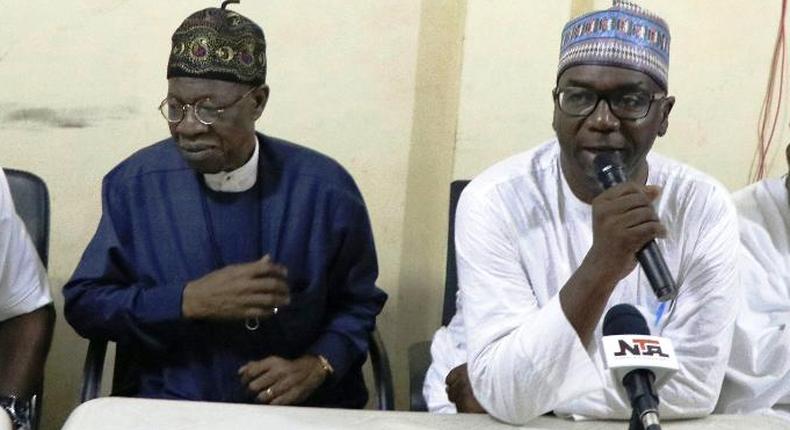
[{"xmin": 63, "ymin": 133, "xmax": 387, "ymax": 408}]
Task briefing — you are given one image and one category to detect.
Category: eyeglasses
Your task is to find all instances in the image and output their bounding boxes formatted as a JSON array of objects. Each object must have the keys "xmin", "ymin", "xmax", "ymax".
[
  {"xmin": 553, "ymin": 87, "xmax": 665, "ymax": 120},
  {"xmin": 159, "ymin": 86, "xmax": 258, "ymax": 125}
]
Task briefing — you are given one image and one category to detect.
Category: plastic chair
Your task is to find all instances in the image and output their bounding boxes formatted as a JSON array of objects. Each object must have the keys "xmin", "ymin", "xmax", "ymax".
[
  {"xmin": 5, "ymin": 169, "xmax": 50, "ymax": 267},
  {"xmin": 408, "ymin": 179, "xmax": 469, "ymax": 411}
]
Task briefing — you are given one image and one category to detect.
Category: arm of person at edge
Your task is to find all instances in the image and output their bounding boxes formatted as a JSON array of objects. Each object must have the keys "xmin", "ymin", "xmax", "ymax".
[
  {"xmin": 0, "ymin": 171, "xmax": 55, "ymax": 426},
  {"xmin": 63, "ymin": 177, "xmax": 290, "ymax": 351},
  {"xmin": 0, "ymin": 305, "xmax": 55, "ymax": 399},
  {"xmin": 0, "ymin": 205, "xmax": 55, "ymax": 400},
  {"xmin": 460, "ymin": 179, "xmax": 737, "ymax": 424},
  {"xmin": 238, "ymin": 187, "xmax": 387, "ymax": 406},
  {"xmin": 0, "ymin": 308, "xmax": 54, "ymax": 430}
]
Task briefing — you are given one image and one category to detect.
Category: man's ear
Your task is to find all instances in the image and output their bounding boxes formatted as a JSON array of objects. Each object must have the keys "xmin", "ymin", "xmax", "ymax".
[
  {"xmin": 552, "ymin": 112, "xmax": 558, "ymax": 133},
  {"xmin": 252, "ymin": 85, "xmax": 270, "ymax": 120},
  {"xmin": 785, "ymin": 143, "xmax": 790, "ymax": 174},
  {"xmin": 657, "ymin": 96, "xmax": 675, "ymax": 137},
  {"xmin": 551, "ymin": 91, "xmax": 560, "ymax": 133}
]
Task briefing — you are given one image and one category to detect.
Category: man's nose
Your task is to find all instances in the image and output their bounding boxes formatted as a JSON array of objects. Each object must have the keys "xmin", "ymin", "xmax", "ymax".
[
  {"xmin": 175, "ymin": 106, "xmax": 208, "ymax": 136},
  {"xmin": 588, "ymin": 98, "xmax": 621, "ymax": 131}
]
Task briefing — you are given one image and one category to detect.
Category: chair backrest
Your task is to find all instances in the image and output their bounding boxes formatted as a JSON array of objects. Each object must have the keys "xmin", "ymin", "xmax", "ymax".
[
  {"xmin": 4, "ymin": 169, "xmax": 50, "ymax": 267},
  {"xmin": 441, "ymin": 179, "xmax": 470, "ymax": 326},
  {"xmin": 368, "ymin": 328, "xmax": 394, "ymax": 410}
]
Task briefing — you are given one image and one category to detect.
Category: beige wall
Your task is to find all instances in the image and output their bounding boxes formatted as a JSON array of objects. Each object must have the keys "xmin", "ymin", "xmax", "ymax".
[
  {"xmin": 0, "ymin": 1, "xmax": 787, "ymax": 429},
  {"xmin": 455, "ymin": 0, "xmax": 789, "ymax": 184},
  {"xmin": 453, "ymin": 0, "xmax": 572, "ymax": 179}
]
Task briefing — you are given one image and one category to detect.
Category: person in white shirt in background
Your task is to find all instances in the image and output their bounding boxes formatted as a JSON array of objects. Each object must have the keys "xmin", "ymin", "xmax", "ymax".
[
  {"xmin": 0, "ymin": 168, "xmax": 54, "ymax": 430},
  {"xmin": 423, "ymin": 1, "xmax": 739, "ymax": 424},
  {"xmin": 715, "ymin": 145, "xmax": 790, "ymax": 422}
]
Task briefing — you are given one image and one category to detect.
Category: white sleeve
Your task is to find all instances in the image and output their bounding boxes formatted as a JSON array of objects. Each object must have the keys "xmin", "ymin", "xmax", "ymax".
[
  {"xmin": 652, "ymin": 188, "xmax": 739, "ymax": 418},
  {"xmin": 0, "ymin": 170, "xmax": 52, "ymax": 322},
  {"xmin": 457, "ymin": 190, "xmax": 602, "ymax": 425},
  {"xmin": 423, "ymin": 318, "xmax": 466, "ymax": 414}
]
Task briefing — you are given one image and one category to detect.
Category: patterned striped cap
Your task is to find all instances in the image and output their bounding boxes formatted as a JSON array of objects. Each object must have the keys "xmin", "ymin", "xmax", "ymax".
[
  {"xmin": 167, "ymin": 1, "xmax": 267, "ymax": 86},
  {"xmin": 558, "ymin": 0, "xmax": 670, "ymax": 89}
]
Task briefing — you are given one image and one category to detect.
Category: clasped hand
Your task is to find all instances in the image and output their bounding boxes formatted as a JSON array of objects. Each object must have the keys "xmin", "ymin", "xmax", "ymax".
[
  {"xmin": 182, "ymin": 255, "xmax": 290, "ymax": 321},
  {"xmin": 239, "ymin": 355, "xmax": 328, "ymax": 405}
]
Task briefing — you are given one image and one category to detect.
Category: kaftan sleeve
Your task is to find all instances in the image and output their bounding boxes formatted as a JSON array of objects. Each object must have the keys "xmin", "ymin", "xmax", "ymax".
[
  {"xmin": 423, "ymin": 313, "xmax": 467, "ymax": 413},
  {"xmin": 561, "ymin": 182, "xmax": 740, "ymax": 420},
  {"xmin": 305, "ymin": 188, "xmax": 387, "ymax": 383},
  {"xmin": 63, "ymin": 176, "xmax": 185, "ymax": 350},
  {"xmin": 457, "ymin": 189, "xmax": 603, "ymax": 425},
  {"xmin": 650, "ymin": 191, "xmax": 739, "ymax": 418}
]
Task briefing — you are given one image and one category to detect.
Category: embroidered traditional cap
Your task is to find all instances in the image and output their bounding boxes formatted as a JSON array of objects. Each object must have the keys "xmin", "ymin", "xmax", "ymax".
[
  {"xmin": 167, "ymin": 0, "xmax": 267, "ymax": 86},
  {"xmin": 558, "ymin": 0, "xmax": 670, "ymax": 89}
]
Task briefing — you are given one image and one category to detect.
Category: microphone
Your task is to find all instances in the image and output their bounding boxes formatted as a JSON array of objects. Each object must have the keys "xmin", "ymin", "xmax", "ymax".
[
  {"xmin": 602, "ymin": 304, "xmax": 679, "ymax": 430},
  {"xmin": 593, "ymin": 152, "xmax": 677, "ymax": 302}
]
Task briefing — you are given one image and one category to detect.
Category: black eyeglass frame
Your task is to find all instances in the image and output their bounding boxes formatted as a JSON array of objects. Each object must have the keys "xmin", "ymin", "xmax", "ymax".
[{"xmin": 552, "ymin": 87, "xmax": 667, "ymax": 120}]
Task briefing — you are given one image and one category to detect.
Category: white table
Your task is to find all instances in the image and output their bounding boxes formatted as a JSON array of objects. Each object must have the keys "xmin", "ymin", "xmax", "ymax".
[
  {"xmin": 62, "ymin": 398, "xmax": 790, "ymax": 430},
  {"xmin": 0, "ymin": 409, "xmax": 10, "ymax": 430}
]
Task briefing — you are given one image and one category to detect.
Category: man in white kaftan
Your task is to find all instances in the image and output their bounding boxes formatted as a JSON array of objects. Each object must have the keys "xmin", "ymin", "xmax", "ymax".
[
  {"xmin": 425, "ymin": 141, "xmax": 738, "ymax": 423},
  {"xmin": 423, "ymin": 1, "xmax": 739, "ymax": 424}
]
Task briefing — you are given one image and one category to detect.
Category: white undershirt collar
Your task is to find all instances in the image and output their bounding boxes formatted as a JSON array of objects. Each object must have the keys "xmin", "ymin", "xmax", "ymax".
[{"xmin": 202, "ymin": 137, "xmax": 259, "ymax": 192}]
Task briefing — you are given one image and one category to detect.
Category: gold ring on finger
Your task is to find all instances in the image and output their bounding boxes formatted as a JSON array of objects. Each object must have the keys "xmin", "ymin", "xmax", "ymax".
[{"xmin": 265, "ymin": 387, "xmax": 274, "ymax": 398}]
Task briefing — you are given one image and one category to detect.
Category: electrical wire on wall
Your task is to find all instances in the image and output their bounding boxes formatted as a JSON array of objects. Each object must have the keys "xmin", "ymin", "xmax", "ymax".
[{"xmin": 750, "ymin": 0, "xmax": 788, "ymax": 182}]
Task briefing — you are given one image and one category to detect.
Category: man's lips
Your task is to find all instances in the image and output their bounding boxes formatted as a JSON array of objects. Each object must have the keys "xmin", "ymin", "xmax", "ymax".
[
  {"xmin": 580, "ymin": 147, "xmax": 626, "ymax": 158},
  {"xmin": 177, "ymin": 143, "xmax": 220, "ymax": 164},
  {"xmin": 177, "ymin": 141, "xmax": 218, "ymax": 153},
  {"xmin": 580, "ymin": 146, "xmax": 625, "ymax": 154}
]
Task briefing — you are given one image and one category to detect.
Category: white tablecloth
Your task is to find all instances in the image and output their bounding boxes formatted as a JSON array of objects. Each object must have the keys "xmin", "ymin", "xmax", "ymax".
[
  {"xmin": 0, "ymin": 409, "xmax": 10, "ymax": 430},
  {"xmin": 62, "ymin": 398, "xmax": 790, "ymax": 430}
]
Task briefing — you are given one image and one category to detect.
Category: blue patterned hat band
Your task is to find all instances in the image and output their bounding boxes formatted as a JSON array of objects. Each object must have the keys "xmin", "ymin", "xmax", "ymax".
[{"xmin": 558, "ymin": 0, "xmax": 670, "ymax": 89}]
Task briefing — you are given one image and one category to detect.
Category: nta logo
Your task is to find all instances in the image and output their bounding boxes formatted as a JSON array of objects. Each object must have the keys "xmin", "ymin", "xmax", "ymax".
[{"xmin": 614, "ymin": 338, "xmax": 669, "ymax": 357}]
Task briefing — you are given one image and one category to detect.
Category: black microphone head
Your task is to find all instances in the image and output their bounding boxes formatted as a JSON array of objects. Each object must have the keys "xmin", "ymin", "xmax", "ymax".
[
  {"xmin": 603, "ymin": 304, "xmax": 650, "ymax": 336},
  {"xmin": 593, "ymin": 151, "xmax": 624, "ymax": 172},
  {"xmin": 594, "ymin": 151, "xmax": 627, "ymax": 188}
]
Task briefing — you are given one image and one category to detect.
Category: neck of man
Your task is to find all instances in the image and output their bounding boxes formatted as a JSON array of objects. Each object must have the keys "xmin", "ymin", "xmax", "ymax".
[
  {"xmin": 225, "ymin": 133, "xmax": 258, "ymax": 172},
  {"xmin": 203, "ymin": 134, "xmax": 260, "ymax": 193}
]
